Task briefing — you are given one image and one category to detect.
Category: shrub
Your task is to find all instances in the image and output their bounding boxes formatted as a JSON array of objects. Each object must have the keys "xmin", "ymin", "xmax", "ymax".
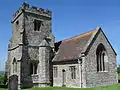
[{"xmin": 0, "ymin": 75, "xmax": 4, "ymax": 84}]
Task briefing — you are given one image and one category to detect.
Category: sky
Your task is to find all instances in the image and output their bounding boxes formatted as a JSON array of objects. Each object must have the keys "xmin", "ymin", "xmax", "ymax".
[{"xmin": 0, "ymin": 0, "xmax": 120, "ymax": 71}]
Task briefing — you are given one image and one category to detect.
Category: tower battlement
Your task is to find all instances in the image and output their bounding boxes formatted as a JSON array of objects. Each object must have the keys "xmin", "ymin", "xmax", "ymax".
[{"xmin": 13, "ymin": 2, "xmax": 52, "ymax": 20}]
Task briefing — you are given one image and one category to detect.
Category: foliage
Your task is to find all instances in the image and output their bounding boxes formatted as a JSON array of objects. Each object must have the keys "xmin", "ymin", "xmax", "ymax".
[
  {"xmin": 3, "ymin": 73, "xmax": 7, "ymax": 85},
  {"xmin": 0, "ymin": 71, "xmax": 4, "ymax": 76},
  {"xmin": 0, "ymin": 75, "xmax": 4, "ymax": 84},
  {"xmin": 0, "ymin": 72, "xmax": 7, "ymax": 85},
  {"xmin": 117, "ymin": 65, "xmax": 120, "ymax": 73}
]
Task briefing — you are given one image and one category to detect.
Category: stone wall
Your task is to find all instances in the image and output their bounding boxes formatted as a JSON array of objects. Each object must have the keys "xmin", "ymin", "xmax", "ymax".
[
  {"xmin": 24, "ymin": 12, "xmax": 52, "ymax": 46},
  {"xmin": 20, "ymin": 8, "xmax": 53, "ymax": 87},
  {"xmin": 11, "ymin": 13, "xmax": 24, "ymax": 47},
  {"xmin": 6, "ymin": 2, "xmax": 118, "ymax": 89},
  {"xmin": 6, "ymin": 2, "xmax": 54, "ymax": 88},
  {"xmin": 53, "ymin": 63, "xmax": 81, "ymax": 88},
  {"xmin": 85, "ymin": 30, "xmax": 118, "ymax": 87}
]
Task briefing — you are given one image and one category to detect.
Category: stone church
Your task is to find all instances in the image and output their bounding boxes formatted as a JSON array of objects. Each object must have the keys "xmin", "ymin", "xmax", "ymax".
[{"xmin": 5, "ymin": 2, "xmax": 118, "ymax": 88}]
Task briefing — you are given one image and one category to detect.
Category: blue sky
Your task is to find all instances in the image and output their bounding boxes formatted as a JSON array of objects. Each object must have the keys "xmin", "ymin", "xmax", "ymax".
[{"xmin": 0, "ymin": 0, "xmax": 120, "ymax": 71}]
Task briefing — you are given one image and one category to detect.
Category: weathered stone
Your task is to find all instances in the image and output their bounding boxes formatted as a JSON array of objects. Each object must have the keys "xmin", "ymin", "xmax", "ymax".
[
  {"xmin": 8, "ymin": 75, "xmax": 18, "ymax": 90},
  {"xmin": 52, "ymin": 29, "xmax": 118, "ymax": 88},
  {"xmin": 5, "ymin": 2, "xmax": 118, "ymax": 89},
  {"xmin": 6, "ymin": 2, "xmax": 54, "ymax": 88},
  {"xmin": 85, "ymin": 30, "xmax": 118, "ymax": 88}
]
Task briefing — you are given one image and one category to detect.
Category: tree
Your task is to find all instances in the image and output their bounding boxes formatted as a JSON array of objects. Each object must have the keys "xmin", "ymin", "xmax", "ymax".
[
  {"xmin": 117, "ymin": 65, "xmax": 120, "ymax": 73},
  {"xmin": 0, "ymin": 75, "xmax": 4, "ymax": 84},
  {"xmin": 3, "ymin": 72, "xmax": 8, "ymax": 85}
]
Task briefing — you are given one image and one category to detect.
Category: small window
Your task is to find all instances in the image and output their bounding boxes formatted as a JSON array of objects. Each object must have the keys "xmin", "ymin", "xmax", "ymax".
[
  {"xmin": 16, "ymin": 20, "xmax": 19, "ymax": 31},
  {"xmin": 30, "ymin": 62, "xmax": 38, "ymax": 75},
  {"xmin": 34, "ymin": 63, "xmax": 37, "ymax": 74},
  {"xmin": 30, "ymin": 63, "xmax": 33, "ymax": 75},
  {"xmin": 53, "ymin": 67, "xmax": 57, "ymax": 78},
  {"xmin": 70, "ymin": 66, "xmax": 76, "ymax": 79},
  {"xmin": 34, "ymin": 20, "xmax": 42, "ymax": 31},
  {"xmin": 12, "ymin": 58, "xmax": 17, "ymax": 73},
  {"xmin": 16, "ymin": 20, "xmax": 19, "ymax": 25}
]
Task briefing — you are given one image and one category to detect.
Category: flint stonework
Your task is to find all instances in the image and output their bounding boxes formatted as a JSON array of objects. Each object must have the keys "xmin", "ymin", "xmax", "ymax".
[{"xmin": 5, "ymin": 2, "xmax": 118, "ymax": 88}]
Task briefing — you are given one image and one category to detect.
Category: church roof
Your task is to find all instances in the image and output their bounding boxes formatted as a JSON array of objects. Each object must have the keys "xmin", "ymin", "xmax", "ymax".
[{"xmin": 53, "ymin": 28, "xmax": 99, "ymax": 62}]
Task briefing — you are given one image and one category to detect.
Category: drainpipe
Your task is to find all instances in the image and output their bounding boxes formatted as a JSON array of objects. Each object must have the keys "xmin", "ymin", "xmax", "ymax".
[{"xmin": 78, "ymin": 58, "xmax": 82, "ymax": 88}]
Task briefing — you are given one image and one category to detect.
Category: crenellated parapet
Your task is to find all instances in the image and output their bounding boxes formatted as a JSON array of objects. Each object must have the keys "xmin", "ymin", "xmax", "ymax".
[{"xmin": 13, "ymin": 2, "xmax": 52, "ymax": 20}]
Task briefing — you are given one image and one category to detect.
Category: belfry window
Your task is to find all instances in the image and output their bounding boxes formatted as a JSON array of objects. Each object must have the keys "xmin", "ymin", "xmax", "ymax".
[
  {"xmin": 96, "ymin": 43, "xmax": 108, "ymax": 72},
  {"xmin": 34, "ymin": 20, "xmax": 42, "ymax": 31}
]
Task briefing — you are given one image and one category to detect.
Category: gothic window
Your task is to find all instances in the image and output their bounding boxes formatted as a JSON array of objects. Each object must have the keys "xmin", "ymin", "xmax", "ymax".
[
  {"xmin": 96, "ymin": 43, "xmax": 108, "ymax": 72},
  {"xmin": 12, "ymin": 58, "xmax": 17, "ymax": 73},
  {"xmin": 53, "ymin": 67, "xmax": 58, "ymax": 78},
  {"xmin": 30, "ymin": 62, "xmax": 38, "ymax": 75},
  {"xmin": 70, "ymin": 66, "xmax": 76, "ymax": 79},
  {"xmin": 34, "ymin": 19, "xmax": 42, "ymax": 31}
]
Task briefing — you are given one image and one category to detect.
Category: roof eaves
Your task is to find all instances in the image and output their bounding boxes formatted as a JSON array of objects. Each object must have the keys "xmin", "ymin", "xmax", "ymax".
[
  {"xmin": 82, "ymin": 28, "xmax": 100, "ymax": 55},
  {"xmin": 100, "ymin": 30, "xmax": 117, "ymax": 55}
]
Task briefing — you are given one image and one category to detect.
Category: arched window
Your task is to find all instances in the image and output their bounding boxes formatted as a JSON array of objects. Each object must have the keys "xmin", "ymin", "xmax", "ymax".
[
  {"xmin": 12, "ymin": 58, "xmax": 17, "ymax": 73},
  {"xmin": 96, "ymin": 43, "xmax": 108, "ymax": 72}
]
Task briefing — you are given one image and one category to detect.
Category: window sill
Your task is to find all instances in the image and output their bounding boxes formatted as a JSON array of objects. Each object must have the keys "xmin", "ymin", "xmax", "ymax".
[
  {"xmin": 31, "ymin": 74, "xmax": 39, "ymax": 82},
  {"xmin": 11, "ymin": 73, "xmax": 18, "ymax": 76},
  {"xmin": 97, "ymin": 71, "xmax": 108, "ymax": 73},
  {"xmin": 54, "ymin": 77, "xmax": 57, "ymax": 78},
  {"xmin": 31, "ymin": 74, "xmax": 38, "ymax": 76}
]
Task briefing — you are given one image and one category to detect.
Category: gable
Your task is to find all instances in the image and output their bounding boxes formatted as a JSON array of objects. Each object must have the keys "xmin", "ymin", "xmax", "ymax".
[
  {"xmin": 85, "ymin": 28, "xmax": 117, "ymax": 56},
  {"xmin": 53, "ymin": 29, "xmax": 99, "ymax": 62}
]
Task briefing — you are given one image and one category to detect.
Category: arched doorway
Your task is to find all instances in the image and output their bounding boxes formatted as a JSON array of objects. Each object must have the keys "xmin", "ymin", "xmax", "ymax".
[{"xmin": 62, "ymin": 69, "xmax": 66, "ymax": 87}]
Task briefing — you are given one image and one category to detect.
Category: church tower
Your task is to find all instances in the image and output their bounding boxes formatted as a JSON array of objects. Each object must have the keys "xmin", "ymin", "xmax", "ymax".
[{"xmin": 6, "ymin": 2, "xmax": 55, "ymax": 88}]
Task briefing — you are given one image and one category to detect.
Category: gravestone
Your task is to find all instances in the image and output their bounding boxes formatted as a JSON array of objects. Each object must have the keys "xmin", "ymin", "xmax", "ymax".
[{"xmin": 8, "ymin": 75, "xmax": 18, "ymax": 90}]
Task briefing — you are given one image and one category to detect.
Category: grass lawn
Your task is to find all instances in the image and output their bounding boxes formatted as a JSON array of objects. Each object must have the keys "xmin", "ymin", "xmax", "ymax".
[
  {"xmin": 0, "ymin": 88, "xmax": 7, "ymax": 90},
  {"xmin": 0, "ymin": 84, "xmax": 120, "ymax": 90}
]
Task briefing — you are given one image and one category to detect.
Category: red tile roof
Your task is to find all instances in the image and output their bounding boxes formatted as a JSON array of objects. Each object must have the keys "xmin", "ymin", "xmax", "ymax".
[{"xmin": 53, "ymin": 29, "xmax": 99, "ymax": 62}]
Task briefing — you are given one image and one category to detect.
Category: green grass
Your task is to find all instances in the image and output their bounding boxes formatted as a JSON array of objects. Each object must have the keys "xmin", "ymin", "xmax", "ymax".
[
  {"xmin": 0, "ymin": 84, "xmax": 120, "ymax": 90},
  {"xmin": 23, "ymin": 84, "xmax": 120, "ymax": 90},
  {"xmin": 0, "ymin": 88, "xmax": 7, "ymax": 90}
]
